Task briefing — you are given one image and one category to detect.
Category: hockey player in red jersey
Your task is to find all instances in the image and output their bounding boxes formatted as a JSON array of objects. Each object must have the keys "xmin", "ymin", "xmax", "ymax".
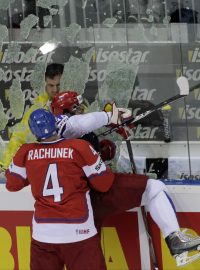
[
  {"xmin": 6, "ymin": 109, "xmax": 112, "ymax": 270},
  {"xmin": 50, "ymin": 91, "xmax": 200, "ymax": 267}
]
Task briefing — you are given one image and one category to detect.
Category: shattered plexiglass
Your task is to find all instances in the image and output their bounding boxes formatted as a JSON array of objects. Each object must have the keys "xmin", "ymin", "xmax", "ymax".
[
  {"xmin": 60, "ymin": 55, "xmax": 90, "ymax": 94},
  {"xmin": 0, "ymin": 100, "xmax": 8, "ymax": 131},
  {"xmin": 37, "ymin": 0, "xmax": 68, "ymax": 9},
  {"xmin": 0, "ymin": 0, "xmax": 198, "ymax": 181},
  {"xmin": 82, "ymin": 46, "xmax": 94, "ymax": 64},
  {"xmin": 5, "ymin": 42, "xmax": 21, "ymax": 63},
  {"xmin": 30, "ymin": 62, "xmax": 47, "ymax": 94},
  {"xmin": 43, "ymin": 15, "xmax": 52, "ymax": 27},
  {"xmin": 0, "ymin": 24, "xmax": 8, "ymax": 51},
  {"xmin": 0, "ymin": 0, "xmax": 15, "ymax": 10},
  {"xmin": 61, "ymin": 23, "xmax": 81, "ymax": 44},
  {"xmin": 102, "ymin": 17, "xmax": 117, "ymax": 28},
  {"xmin": 23, "ymin": 47, "xmax": 39, "ymax": 62},
  {"xmin": 20, "ymin": 14, "xmax": 39, "ymax": 39},
  {"xmin": 98, "ymin": 59, "xmax": 138, "ymax": 108},
  {"xmin": 8, "ymin": 78, "xmax": 24, "ymax": 119},
  {"xmin": 84, "ymin": 95, "xmax": 100, "ymax": 113}
]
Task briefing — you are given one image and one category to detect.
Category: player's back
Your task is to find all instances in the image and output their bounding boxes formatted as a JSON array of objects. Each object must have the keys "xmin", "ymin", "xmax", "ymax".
[
  {"xmin": 17, "ymin": 138, "xmax": 93, "ymax": 223},
  {"xmin": 6, "ymin": 137, "xmax": 114, "ymax": 243}
]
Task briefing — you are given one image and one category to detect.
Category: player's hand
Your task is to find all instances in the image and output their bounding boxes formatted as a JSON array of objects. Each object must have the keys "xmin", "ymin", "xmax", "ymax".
[
  {"xmin": 104, "ymin": 102, "xmax": 133, "ymax": 139},
  {"xmin": 104, "ymin": 102, "xmax": 121, "ymax": 125},
  {"xmin": 99, "ymin": 139, "xmax": 116, "ymax": 161}
]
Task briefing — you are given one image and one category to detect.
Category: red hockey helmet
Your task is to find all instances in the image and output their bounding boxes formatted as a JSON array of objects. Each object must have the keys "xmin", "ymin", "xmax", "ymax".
[
  {"xmin": 99, "ymin": 139, "xmax": 116, "ymax": 161},
  {"xmin": 51, "ymin": 91, "xmax": 83, "ymax": 116}
]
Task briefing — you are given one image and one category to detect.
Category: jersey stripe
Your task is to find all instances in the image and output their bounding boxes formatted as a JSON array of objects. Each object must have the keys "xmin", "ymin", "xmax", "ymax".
[
  {"xmin": 82, "ymin": 156, "xmax": 106, "ymax": 178},
  {"xmin": 8, "ymin": 161, "xmax": 27, "ymax": 179}
]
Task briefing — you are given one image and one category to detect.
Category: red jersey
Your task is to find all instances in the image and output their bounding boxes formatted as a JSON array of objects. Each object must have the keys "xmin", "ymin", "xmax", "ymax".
[{"xmin": 6, "ymin": 138, "xmax": 114, "ymax": 243}]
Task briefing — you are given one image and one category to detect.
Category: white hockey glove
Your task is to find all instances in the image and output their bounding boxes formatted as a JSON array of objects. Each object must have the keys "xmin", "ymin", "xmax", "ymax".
[
  {"xmin": 104, "ymin": 102, "xmax": 133, "ymax": 139},
  {"xmin": 104, "ymin": 102, "xmax": 121, "ymax": 125},
  {"xmin": 118, "ymin": 107, "xmax": 132, "ymax": 123}
]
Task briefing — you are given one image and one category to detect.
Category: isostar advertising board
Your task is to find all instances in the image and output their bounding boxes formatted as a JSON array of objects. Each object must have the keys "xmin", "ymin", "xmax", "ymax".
[
  {"xmin": 0, "ymin": 211, "xmax": 143, "ymax": 270},
  {"xmin": 0, "ymin": 183, "xmax": 149, "ymax": 270},
  {"xmin": 168, "ymin": 156, "xmax": 200, "ymax": 180},
  {"xmin": 1, "ymin": 184, "xmax": 200, "ymax": 270},
  {"xmin": 1, "ymin": 42, "xmax": 200, "ymax": 141}
]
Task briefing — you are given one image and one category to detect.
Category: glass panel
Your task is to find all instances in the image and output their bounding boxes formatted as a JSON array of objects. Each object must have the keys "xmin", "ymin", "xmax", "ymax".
[
  {"xmin": 0, "ymin": 0, "xmax": 200, "ymax": 182},
  {"xmin": 93, "ymin": 22, "xmax": 195, "ymax": 180}
]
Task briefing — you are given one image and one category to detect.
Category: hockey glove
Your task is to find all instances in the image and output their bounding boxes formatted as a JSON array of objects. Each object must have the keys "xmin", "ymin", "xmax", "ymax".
[
  {"xmin": 99, "ymin": 139, "xmax": 116, "ymax": 161},
  {"xmin": 104, "ymin": 102, "xmax": 133, "ymax": 139},
  {"xmin": 104, "ymin": 102, "xmax": 121, "ymax": 125}
]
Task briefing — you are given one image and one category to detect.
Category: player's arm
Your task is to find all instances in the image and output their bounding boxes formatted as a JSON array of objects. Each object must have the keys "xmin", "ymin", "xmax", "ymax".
[
  {"xmin": 76, "ymin": 140, "xmax": 115, "ymax": 192},
  {"xmin": 5, "ymin": 145, "xmax": 30, "ymax": 191},
  {"xmin": 3, "ymin": 123, "xmax": 30, "ymax": 170},
  {"xmin": 2, "ymin": 93, "xmax": 48, "ymax": 169},
  {"xmin": 57, "ymin": 111, "xmax": 110, "ymax": 138}
]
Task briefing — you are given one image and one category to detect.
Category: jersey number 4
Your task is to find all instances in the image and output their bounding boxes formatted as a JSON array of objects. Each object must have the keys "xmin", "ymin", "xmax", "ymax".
[{"xmin": 43, "ymin": 163, "xmax": 64, "ymax": 202}]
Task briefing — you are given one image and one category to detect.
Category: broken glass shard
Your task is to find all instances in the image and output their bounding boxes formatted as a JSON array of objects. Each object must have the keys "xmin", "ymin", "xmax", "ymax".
[
  {"xmin": 82, "ymin": 47, "xmax": 94, "ymax": 63},
  {"xmin": 20, "ymin": 14, "xmax": 39, "ymax": 39},
  {"xmin": 61, "ymin": 23, "xmax": 81, "ymax": 44},
  {"xmin": 43, "ymin": 15, "xmax": 52, "ymax": 27},
  {"xmin": 60, "ymin": 56, "xmax": 89, "ymax": 95},
  {"xmin": 98, "ymin": 59, "xmax": 138, "ymax": 108},
  {"xmin": 0, "ymin": 0, "xmax": 15, "ymax": 10},
  {"xmin": 5, "ymin": 42, "xmax": 21, "ymax": 63},
  {"xmin": 102, "ymin": 17, "xmax": 117, "ymax": 28},
  {"xmin": 0, "ymin": 24, "xmax": 8, "ymax": 51},
  {"xmin": 0, "ymin": 100, "xmax": 8, "ymax": 131},
  {"xmin": 30, "ymin": 62, "xmax": 47, "ymax": 94},
  {"xmin": 37, "ymin": 0, "xmax": 68, "ymax": 9},
  {"xmin": 9, "ymin": 78, "xmax": 24, "ymax": 119}
]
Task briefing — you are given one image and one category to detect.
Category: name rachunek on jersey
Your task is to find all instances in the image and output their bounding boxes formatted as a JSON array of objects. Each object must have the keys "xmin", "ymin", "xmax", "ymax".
[{"xmin": 28, "ymin": 147, "xmax": 74, "ymax": 160}]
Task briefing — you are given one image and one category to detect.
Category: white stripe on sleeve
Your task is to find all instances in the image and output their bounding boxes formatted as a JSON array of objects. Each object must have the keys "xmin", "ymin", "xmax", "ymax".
[
  {"xmin": 9, "ymin": 161, "xmax": 27, "ymax": 179},
  {"xmin": 82, "ymin": 156, "xmax": 106, "ymax": 178},
  {"xmin": 62, "ymin": 112, "xmax": 109, "ymax": 139}
]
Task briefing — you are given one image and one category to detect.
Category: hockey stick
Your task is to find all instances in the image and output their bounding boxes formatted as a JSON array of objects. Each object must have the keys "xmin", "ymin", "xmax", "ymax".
[
  {"xmin": 98, "ymin": 76, "xmax": 190, "ymax": 137},
  {"xmin": 125, "ymin": 139, "xmax": 137, "ymax": 173},
  {"xmin": 141, "ymin": 206, "xmax": 159, "ymax": 270}
]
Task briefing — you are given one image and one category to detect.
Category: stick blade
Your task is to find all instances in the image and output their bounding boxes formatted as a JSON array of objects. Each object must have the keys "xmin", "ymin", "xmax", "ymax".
[{"xmin": 176, "ymin": 76, "xmax": 189, "ymax": 95}]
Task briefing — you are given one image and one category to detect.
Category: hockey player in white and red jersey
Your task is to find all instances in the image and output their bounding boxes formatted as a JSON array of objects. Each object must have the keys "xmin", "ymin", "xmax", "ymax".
[
  {"xmin": 50, "ymin": 91, "xmax": 200, "ymax": 267},
  {"xmin": 6, "ymin": 109, "xmax": 112, "ymax": 270}
]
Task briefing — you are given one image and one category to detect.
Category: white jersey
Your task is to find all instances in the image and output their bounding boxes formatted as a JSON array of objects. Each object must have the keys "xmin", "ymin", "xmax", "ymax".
[{"xmin": 56, "ymin": 111, "xmax": 111, "ymax": 139}]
